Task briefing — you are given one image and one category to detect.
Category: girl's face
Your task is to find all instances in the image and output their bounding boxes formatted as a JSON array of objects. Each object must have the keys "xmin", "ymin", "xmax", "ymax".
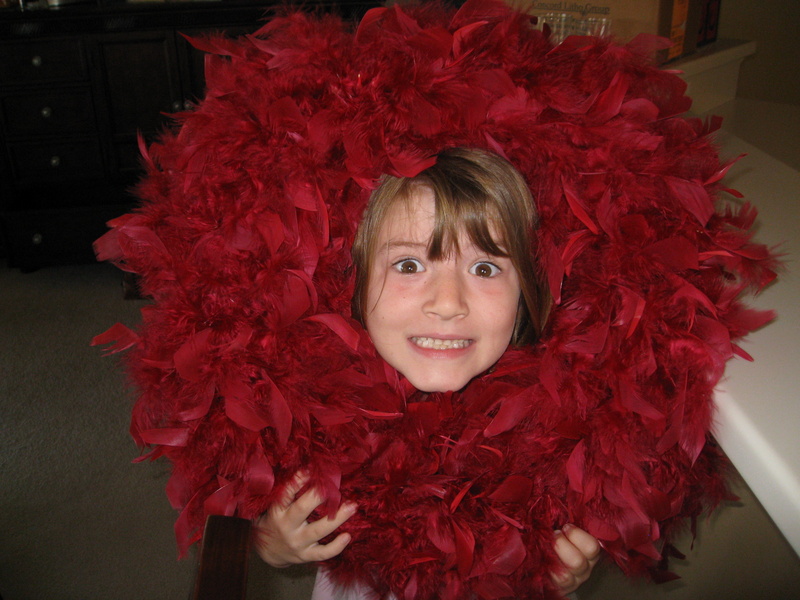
[{"xmin": 364, "ymin": 186, "xmax": 521, "ymax": 392}]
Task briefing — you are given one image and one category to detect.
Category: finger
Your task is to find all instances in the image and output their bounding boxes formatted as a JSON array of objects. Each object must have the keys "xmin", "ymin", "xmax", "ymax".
[
  {"xmin": 267, "ymin": 490, "xmax": 322, "ymax": 536},
  {"xmin": 276, "ymin": 471, "xmax": 311, "ymax": 511},
  {"xmin": 302, "ymin": 532, "xmax": 353, "ymax": 563},
  {"xmin": 286, "ymin": 485, "xmax": 328, "ymax": 522},
  {"xmin": 562, "ymin": 523, "xmax": 601, "ymax": 565},
  {"xmin": 305, "ymin": 501, "xmax": 358, "ymax": 542},
  {"xmin": 551, "ymin": 530, "xmax": 580, "ymax": 593},
  {"xmin": 553, "ymin": 529, "xmax": 587, "ymax": 574},
  {"xmin": 550, "ymin": 567, "xmax": 576, "ymax": 594}
]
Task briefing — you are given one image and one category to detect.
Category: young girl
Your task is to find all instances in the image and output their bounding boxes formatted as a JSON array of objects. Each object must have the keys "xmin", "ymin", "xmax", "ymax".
[{"xmin": 253, "ymin": 149, "xmax": 601, "ymax": 598}]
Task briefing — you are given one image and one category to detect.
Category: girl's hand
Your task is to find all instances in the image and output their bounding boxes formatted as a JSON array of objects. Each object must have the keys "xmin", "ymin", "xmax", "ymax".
[
  {"xmin": 550, "ymin": 523, "xmax": 602, "ymax": 596},
  {"xmin": 253, "ymin": 472, "xmax": 358, "ymax": 568}
]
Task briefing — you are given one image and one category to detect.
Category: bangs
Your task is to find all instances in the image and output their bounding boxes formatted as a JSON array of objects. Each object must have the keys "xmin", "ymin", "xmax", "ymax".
[{"xmin": 398, "ymin": 178, "xmax": 511, "ymax": 261}]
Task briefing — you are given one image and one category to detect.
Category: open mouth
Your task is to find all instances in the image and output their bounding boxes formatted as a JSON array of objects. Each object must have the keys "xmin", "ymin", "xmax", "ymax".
[{"xmin": 410, "ymin": 337, "xmax": 472, "ymax": 350}]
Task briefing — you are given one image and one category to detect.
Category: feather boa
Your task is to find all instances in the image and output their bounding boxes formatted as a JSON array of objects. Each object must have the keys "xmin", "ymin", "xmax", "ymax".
[{"xmin": 93, "ymin": 1, "xmax": 778, "ymax": 598}]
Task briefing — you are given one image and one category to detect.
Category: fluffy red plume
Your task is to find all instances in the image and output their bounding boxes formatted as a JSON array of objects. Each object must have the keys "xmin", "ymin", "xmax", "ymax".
[{"xmin": 95, "ymin": 1, "xmax": 778, "ymax": 598}]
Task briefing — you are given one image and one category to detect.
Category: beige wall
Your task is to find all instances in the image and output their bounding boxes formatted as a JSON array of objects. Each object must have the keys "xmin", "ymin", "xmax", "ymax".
[{"xmin": 719, "ymin": 0, "xmax": 800, "ymax": 106}]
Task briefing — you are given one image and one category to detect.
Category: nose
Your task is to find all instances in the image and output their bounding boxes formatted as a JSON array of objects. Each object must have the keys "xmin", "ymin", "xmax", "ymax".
[{"xmin": 423, "ymin": 269, "xmax": 468, "ymax": 320}]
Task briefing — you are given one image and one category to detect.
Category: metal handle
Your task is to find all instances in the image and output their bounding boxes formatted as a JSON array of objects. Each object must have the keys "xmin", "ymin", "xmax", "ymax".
[
  {"xmin": 49, "ymin": 156, "xmax": 61, "ymax": 168},
  {"xmin": 172, "ymin": 100, "xmax": 195, "ymax": 112},
  {"xmin": 40, "ymin": 106, "xmax": 52, "ymax": 119},
  {"xmin": 31, "ymin": 55, "xmax": 42, "ymax": 68}
]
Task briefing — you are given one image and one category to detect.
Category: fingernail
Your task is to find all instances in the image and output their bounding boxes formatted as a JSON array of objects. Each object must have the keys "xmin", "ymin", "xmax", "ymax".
[
  {"xmin": 562, "ymin": 523, "xmax": 574, "ymax": 533},
  {"xmin": 553, "ymin": 529, "xmax": 563, "ymax": 538}
]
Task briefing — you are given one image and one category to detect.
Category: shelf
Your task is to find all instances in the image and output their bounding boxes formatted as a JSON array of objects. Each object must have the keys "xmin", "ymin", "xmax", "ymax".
[
  {"xmin": 670, "ymin": 39, "xmax": 757, "ymax": 114},
  {"xmin": 713, "ymin": 124, "xmax": 800, "ymax": 556}
]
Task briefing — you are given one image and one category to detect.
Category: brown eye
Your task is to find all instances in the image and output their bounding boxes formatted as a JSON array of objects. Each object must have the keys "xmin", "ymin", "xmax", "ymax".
[
  {"xmin": 394, "ymin": 259, "xmax": 424, "ymax": 274},
  {"xmin": 470, "ymin": 262, "xmax": 500, "ymax": 278}
]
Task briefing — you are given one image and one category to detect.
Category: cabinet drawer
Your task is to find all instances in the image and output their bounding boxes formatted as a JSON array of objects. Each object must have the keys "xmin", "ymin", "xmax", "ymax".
[
  {"xmin": 0, "ymin": 39, "xmax": 87, "ymax": 84},
  {"xmin": 8, "ymin": 139, "xmax": 104, "ymax": 185},
  {"xmin": 1, "ymin": 89, "xmax": 96, "ymax": 136},
  {"xmin": 1, "ymin": 204, "xmax": 127, "ymax": 271}
]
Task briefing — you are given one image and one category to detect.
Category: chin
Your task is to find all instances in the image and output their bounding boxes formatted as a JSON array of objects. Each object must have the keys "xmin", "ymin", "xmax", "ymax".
[{"xmin": 407, "ymin": 374, "xmax": 471, "ymax": 393}]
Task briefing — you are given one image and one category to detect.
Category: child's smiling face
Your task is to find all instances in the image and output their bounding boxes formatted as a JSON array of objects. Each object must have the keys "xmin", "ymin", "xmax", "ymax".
[{"xmin": 364, "ymin": 186, "xmax": 521, "ymax": 392}]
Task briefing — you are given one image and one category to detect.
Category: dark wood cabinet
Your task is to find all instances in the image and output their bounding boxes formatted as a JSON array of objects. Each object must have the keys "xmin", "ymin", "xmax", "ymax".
[
  {"xmin": 1, "ymin": 30, "xmax": 102, "ymax": 268},
  {"xmin": 0, "ymin": 3, "xmax": 348, "ymax": 270},
  {"xmin": 0, "ymin": 26, "xmax": 201, "ymax": 269},
  {"xmin": 95, "ymin": 29, "xmax": 188, "ymax": 175}
]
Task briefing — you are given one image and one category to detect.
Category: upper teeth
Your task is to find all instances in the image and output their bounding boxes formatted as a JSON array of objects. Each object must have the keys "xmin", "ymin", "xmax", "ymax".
[{"xmin": 412, "ymin": 337, "xmax": 471, "ymax": 350}]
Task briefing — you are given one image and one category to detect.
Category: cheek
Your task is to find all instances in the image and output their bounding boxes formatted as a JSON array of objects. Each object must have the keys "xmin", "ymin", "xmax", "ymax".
[
  {"xmin": 366, "ymin": 269, "xmax": 415, "ymax": 318},
  {"xmin": 487, "ymin": 283, "xmax": 521, "ymax": 319},
  {"xmin": 487, "ymin": 289, "xmax": 522, "ymax": 342}
]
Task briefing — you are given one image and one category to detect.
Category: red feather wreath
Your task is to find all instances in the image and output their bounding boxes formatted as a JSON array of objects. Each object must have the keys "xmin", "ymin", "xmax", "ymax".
[{"xmin": 94, "ymin": 1, "xmax": 778, "ymax": 598}]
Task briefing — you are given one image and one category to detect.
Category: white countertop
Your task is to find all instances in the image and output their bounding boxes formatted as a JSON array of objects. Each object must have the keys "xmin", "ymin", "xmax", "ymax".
[{"xmin": 709, "ymin": 100, "xmax": 800, "ymax": 557}]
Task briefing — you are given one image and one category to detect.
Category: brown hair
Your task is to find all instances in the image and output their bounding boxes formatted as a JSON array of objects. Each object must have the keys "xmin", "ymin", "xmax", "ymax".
[{"xmin": 351, "ymin": 148, "xmax": 550, "ymax": 346}]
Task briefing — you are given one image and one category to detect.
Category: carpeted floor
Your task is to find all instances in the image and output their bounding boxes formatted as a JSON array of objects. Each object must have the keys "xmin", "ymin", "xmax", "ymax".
[{"xmin": 0, "ymin": 261, "xmax": 314, "ymax": 600}]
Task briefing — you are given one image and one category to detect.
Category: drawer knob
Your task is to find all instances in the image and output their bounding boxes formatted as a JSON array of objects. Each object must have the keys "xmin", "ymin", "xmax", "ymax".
[
  {"xmin": 32, "ymin": 233, "xmax": 43, "ymax": 246},
  {"xmin": 40, "ymin": 106, "xmax": 53, "ymax": 119},
  {"xmin": 31, "ymin": 55, "xmax": 43, "ymax": 68},
  {"xmin": 49, "ymin": 156, "xmax": 61, "ymax": 168}
]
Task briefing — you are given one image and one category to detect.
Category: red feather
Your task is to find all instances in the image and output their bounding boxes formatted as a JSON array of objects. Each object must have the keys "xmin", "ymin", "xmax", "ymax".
[{"xmin": 95, "ymin": 2, "xmax": 779, "ymax": 598}]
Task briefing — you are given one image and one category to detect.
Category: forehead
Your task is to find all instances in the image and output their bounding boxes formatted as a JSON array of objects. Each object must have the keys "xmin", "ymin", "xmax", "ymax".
[
  {"xmin": 373, "ymin": 184, "xmax": 508, "ymax": 255},
  {"xmin": 375, "ymin": 186, "xmax": 436, "ymax": 246}
]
